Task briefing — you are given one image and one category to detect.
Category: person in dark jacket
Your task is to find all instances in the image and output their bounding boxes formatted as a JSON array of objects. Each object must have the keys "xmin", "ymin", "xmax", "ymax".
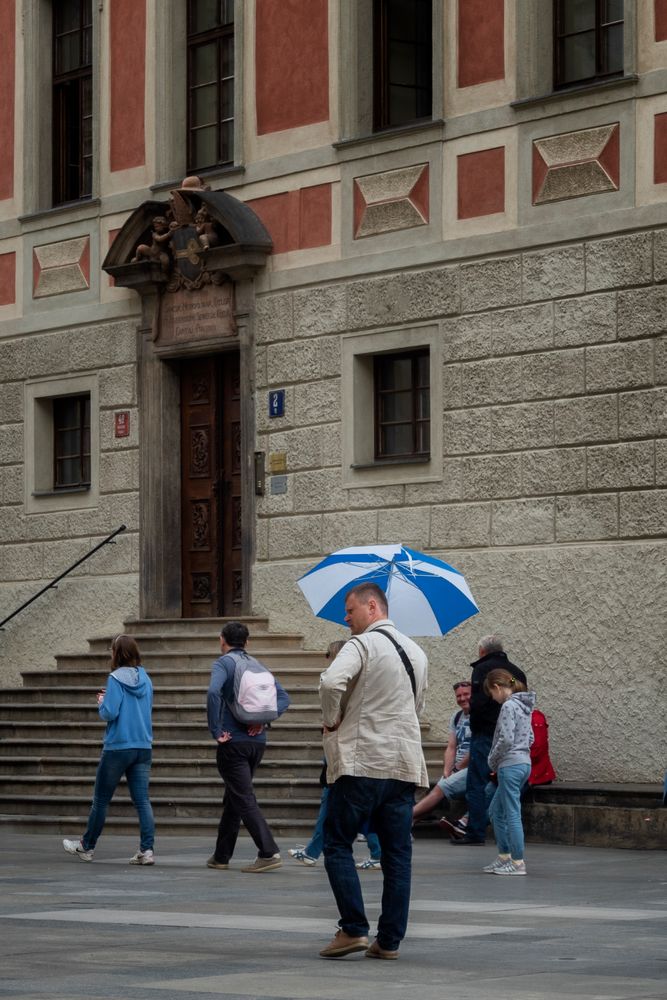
[
  {"xmin": 450, "ymin": 635, "xmax": 527, "ymax": 846},
  {"xmin": 62, "ymin": 634, "xmax": 155, "ymax": 865},
  {"xmin": 206, "ymin": 621, "xmax": 290, "ymax": 873}
]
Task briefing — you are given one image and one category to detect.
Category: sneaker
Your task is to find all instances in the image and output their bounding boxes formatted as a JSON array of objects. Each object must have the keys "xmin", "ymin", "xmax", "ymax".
[
  {"xmin": 483, "ymin": 854, "xmax": 511, "ymax": 873},
  {"xmin": 319, "ymin": 929, "xmax": 369, "ymax": 958},
  {"xmin": 62, "ymin": 839, "xmax": 94, "ymax": 862},
  {"xmin": 241, "ymin": 853, "xmax": 282, "ymax": 873},
  {"xmin": 449, "ymin": 835, "xmax": 485, "ymax": 845},
  {"xmin": 356, "ymin": 857, "xmax": 381, "ymax": 870},
  {"xmin": 287, "ymin": 846, "xmax": 317, "ymax": 866},
  {"xmin": 365, "ymin": 939, "xmax": 399, "ymax": 960},
  {"xmin": 129, "ymin": 849, "xmax": 155, "ymax": 866},
  {"xmin": 206, "ymin": 855, "xmax": 230, "ymax": 870},
  {"xmin": 494, "ymin": 859, "xmax": 527, "ymax": 876},
  {"xmin": 438, "ymin": 817, "xmax": 466, "ymax": 839}
]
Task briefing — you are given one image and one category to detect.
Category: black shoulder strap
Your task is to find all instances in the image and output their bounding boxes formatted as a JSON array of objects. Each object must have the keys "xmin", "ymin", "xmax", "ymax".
[
  {"xmin": 373, "ymin": 628, "xmax": 416, "ymax": 700},
  {"xmin": 454, "ymin": 709, "xmax": 463, "ymax": 726}
]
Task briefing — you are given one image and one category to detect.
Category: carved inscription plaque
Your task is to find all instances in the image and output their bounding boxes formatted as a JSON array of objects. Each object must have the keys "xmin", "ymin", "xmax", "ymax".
[{"xmin": 159, "ymin": 283, "xmax": 236, "ymax": 345}]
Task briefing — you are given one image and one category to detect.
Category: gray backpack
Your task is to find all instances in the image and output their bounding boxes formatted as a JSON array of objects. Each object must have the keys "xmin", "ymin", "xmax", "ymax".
[{"xmin": 226, "ymin": 650, "xmax": 279, "ymax": 724}]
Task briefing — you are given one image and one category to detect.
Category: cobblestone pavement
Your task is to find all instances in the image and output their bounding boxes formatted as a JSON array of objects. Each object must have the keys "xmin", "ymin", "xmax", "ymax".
[{"xmin": 0, "ymin": 832, "xmax": 665, "ymax": 999}]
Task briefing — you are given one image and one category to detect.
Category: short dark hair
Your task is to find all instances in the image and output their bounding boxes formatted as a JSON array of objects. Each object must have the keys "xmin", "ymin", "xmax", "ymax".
[
  {"xmin": 111, "ymin": 634, "xmax": 141, "ymax": 668},
  {"xmin": 221, "ymin": 621, "xmax": 249, "ymax": 648},
  {"xmin": 453, "ymin": 681, "xmax": 471, "ymax": 691},
  {"xmin": 345, "ymin": 582, "xmax": 388, "ymax": 614}
]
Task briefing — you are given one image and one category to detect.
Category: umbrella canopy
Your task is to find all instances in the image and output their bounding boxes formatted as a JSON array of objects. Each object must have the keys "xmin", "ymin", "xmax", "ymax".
[{"xmin": 297, "ymin": 544, "xmax": 479, "ymax": 637}]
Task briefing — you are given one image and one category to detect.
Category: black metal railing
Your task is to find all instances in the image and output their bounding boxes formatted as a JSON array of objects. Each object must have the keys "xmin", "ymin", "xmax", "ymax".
[{"xmin": 0, "ymin": 524, "xmax": 127, "ymax": 631}]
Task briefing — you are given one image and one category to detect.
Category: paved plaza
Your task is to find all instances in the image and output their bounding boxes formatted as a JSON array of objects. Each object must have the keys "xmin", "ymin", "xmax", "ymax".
[{"xmin": 0, "ymin": 831, "xmax": 665, "ymax": 1000}]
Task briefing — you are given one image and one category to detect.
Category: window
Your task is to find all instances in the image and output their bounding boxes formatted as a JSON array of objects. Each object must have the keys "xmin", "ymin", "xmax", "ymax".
[
  {"xmin": 187, "ymin": 0, "xmax": 235, "ymax": 171},
  {"xmin": 554, "ymin": 0, "xmax": 624, "ymax": 88},
  {"xmin": 374, "ymin": 351, "xmax": 430, "ymax": 460},
  {"xmin": 373, "ymin": 0, "xmax": 432, "ymax": 131},
  {"xmin": 53, "ymin": 0, "xmax": 93, "ymax": 205},
  {"xmin": 53, "ymin": 395, "xmax": 91, "ymax": 490}
]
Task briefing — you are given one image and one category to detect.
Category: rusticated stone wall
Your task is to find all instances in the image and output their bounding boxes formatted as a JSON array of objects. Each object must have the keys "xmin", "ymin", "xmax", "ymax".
[
  {"xmin": 253, "ymin": 226, "xmax": 667, "ymax": 784},
  {"xmin": 0, "ymin": 320, "xmax": 140, "ymax": 686}
]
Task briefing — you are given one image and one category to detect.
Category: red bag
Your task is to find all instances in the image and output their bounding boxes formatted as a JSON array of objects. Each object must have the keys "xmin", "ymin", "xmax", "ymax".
[{"xmin": 529, "ymin": 709, "xmax": 556, "ymax": 785}]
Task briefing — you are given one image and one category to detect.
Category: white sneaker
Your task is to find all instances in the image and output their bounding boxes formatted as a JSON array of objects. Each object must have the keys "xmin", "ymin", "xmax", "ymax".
[
  {"xmin": 494, "ymin": 859, "xmax": 527, "ymax": 876},
  {"xmin": 63, "ymin": 839, "xmax": 94, "ymax": 862},
  {"xmin": 287, "ymin": 846, "xmax": 317, "ymax": 866},
  {"xmin": 129, "ymin": 849, "xmax": 155, "ymax": 865},
  {"xmin": 483, "ymin": 854, "xmax": 510, "ymax": 873},
  {"xmin": 356, "ymin": 857, "xmax": 382, "ymax": 870}
]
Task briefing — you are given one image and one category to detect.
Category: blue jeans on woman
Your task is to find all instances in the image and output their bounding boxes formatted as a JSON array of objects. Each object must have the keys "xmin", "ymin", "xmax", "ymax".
[
  {"xmin": 307, "ymin": 787, "xmax": 381, "ymax": 860},
  {"xmin": 488, "ymin": 763, "xmax": 530, "ymax": 860},
  {"xmin": 82, "ymin": 748, "xmax": 154, "ymax": 852},
  {"xmin": 323, "ymin": 775, "xmax": 414, "ymax": 952}
]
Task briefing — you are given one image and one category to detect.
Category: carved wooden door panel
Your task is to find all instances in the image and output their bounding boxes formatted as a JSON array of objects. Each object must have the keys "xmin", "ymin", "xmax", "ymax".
[{"xmin": 180, "ymin": 353, "xmax": 241, "ymax": 617}]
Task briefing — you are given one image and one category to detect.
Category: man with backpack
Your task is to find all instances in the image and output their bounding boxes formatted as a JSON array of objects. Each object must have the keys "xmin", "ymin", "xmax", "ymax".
[{"xmin": 206, "ymin": 621, "xmax": 290, "ymax": 872}]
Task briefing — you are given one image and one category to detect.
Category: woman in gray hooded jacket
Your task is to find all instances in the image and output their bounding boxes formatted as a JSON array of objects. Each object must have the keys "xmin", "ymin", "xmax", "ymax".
[{"xmin": 482, "ymin": 669, "xmax": 535, "ymax": 877}]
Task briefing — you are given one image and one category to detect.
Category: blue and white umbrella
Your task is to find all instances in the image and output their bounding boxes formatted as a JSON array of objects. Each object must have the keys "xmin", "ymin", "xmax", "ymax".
[{"xmin": 297, "ymin": 544, "xmax": 479, "ymax": 637}]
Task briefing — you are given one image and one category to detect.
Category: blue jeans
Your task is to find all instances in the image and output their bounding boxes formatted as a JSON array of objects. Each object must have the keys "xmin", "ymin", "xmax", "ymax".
[
  {"xmin": 488, "ymin": 763, "xmax": 530, "ymax": 859},
  {"xmin": 82, "ymin": 748, "xmax": 154, "ymax": 852},
  {"xmin": 307, "ymin": 788, "xmax": 381, "ymax": 860},
  {"xmin": 465, "ymin": 732, "xmax": 493, "ymax": 840},
  {"xmin": 323, "ymin": 776, "xmax": 414, "ymax": 952}
]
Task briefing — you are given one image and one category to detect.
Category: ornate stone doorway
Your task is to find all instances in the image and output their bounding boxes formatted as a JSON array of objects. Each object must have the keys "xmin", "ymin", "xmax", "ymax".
[{"xmin": 180, "ymin": 352, "xmax": 242, "ymax": 617}]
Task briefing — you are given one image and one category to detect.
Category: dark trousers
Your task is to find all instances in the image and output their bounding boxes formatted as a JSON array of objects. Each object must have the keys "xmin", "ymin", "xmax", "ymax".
[
  {"xmin": 465, "ymin": 732, "xmax": 494, "ymax": 841},
  {"xmin": 214, "ymin": 741, "xmax": 279, "ymax": 862},
  {"xmin": 323, "ymin": 775, "xmax": 415, "ymax": 952}
]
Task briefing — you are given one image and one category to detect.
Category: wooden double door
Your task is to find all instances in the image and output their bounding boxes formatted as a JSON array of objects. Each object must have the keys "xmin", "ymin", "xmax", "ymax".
[{"xmin": 180, "ymin": 353, "xmax": 242, "ymax": 617}]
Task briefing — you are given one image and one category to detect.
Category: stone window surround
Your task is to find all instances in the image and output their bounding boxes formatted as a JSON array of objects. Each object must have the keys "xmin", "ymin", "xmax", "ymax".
[
  {"xmin": 22, "ymin": 0, "xmax": 101, "ymax": 216},
  {"xmin": 341, "ymin": 323, "xmax": 442, "ymax": 489},
  {"xmin": 24, "ymin": 372, "xmax": 100, "ymax": 514},
  {"xmin": 514, "ymin": 0, "xmax": 637, "ymax": 105},
  {"xmin": 153, "ymin": 0, "xmax": 246, "ymax": 187}
]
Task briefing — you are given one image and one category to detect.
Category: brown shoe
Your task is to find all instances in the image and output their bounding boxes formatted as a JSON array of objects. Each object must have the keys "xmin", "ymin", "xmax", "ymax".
[
  {"xmin": 206, "ymin": 855, "xmax": 230, "ymax": 870},
  {"xmin": 319, "ymin": 929, "xmax": 369, "ymax": 958},
  {"xmin": 365, "ymin": 939, "xmax": 399, "ymax": 960},
  {"xmin": 240, "ymin": 853, "xmax": 282, "ymax": 873}
]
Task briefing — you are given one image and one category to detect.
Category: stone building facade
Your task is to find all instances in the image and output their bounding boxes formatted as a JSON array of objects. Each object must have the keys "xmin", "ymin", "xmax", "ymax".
[{"xmin": 0, "ymin": 0, "xmax": 665, "ymax": 783}]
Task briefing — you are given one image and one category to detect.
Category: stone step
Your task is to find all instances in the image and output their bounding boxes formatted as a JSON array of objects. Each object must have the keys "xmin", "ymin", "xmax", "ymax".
[
  {"xmin": 0, "ymin": 793, "xmax": 323, "ymax": 820},
  {"xmin": 0, "ymin": 813, "xmax": 315, "ymax": 838},
  {"xmin": 54, "ymin": 651, "xmax": 326, "ymax": 671},
  {"xmin": 0, "ymin": 684, "xmax": 319, "ymax": 706},
  {"xmin": 87, "ymin": 631, "xmax": 306, "ymax": 653},
  {"xmin": 25, "ymin": 665, "xmax": 324, "ymax": 687},
  {"xmin": 122, "ymin": 617, "xmax": 271, "ymax": 635},
  {"xmin": 0, "ymin": 702, "xmax": 324, "ymax": 724},
  {"xmin": 0, "ymin": 774, "xmax": 321, "ymax": 797}
]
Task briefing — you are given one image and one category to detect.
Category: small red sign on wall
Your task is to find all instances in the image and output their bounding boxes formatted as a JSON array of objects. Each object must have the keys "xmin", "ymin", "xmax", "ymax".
[{"xmin": 115, "ymin": 411, "xmax": 130, "ymax": 438}]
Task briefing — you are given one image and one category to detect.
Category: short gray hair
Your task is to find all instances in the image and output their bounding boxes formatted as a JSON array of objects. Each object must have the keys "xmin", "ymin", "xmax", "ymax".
[{"xmin": 479, "ymin": 634, "xmax": 504, "ymax": 655}]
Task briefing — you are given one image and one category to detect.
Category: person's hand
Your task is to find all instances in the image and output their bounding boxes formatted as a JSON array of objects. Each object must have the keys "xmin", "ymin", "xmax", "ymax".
[
  {"xmin": 217, "ymin": 731, "xmax": 232, "ymax": 743},
  {"xmin": 323, "ymin": 719, "xmax": 341, "ymax": 733},
  {"xmin": 246, "ymin": 723, "xmax": 264, "ymax": 737},
  {"xmin": 96, "ymin": 689, "xmax": 105, "ymax": 705}
]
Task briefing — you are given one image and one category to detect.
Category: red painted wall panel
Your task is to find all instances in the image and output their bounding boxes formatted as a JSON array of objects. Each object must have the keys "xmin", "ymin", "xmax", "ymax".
[
  {"xmin": 458, "ymin": 147, "xmax": 505, "ymax": 219},
  {"xmin": 458, "ymin": 0, "xmax": 505, "ymax": 89},
  {"xmin": 246, "ymin": 184, "xmax": 332, "ymax": 254},
  {"xmin": 255, "ymin": 0, "xmax": 329, "ymax": 135},
  {"xmin": 0, "ymin": 252, "xmax": 16, "ymax": 305},
  {"xmin": 109, "ymin": 0, "xmax": 146, "ymax": 172},
  {"xmin": 0, "ymin": 0, "xmax": 15, "ymax": 200},
  {"xmin": 655, "ymin": 113, "xmax": 667, "ymax": 184},
  {"xmin": 656, "ymin": 0, "xmax": 667, "ymax": 41}
]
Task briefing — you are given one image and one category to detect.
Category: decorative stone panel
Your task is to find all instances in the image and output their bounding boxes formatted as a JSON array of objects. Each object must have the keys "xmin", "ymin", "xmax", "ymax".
[
  {"xmin": 33, "ymin": 236, "xmax": 90, "ymax": 298},
  {"xmin": 532, "ymin": 124, "xmax": 620, "ymax": 206},
  {"xmin": 353, "ymin": 164, "xmax": 429, "ymax": 239}
]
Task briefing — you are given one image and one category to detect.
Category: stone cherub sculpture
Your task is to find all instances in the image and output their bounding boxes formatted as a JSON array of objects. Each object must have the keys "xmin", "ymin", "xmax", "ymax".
[
  {"xmin": 132, "ymin": 215, "xmax": 173, "ymax": 271},
  {"xmin": 195, "ymin": 206, "xmax": 219, "ymax": 250}
]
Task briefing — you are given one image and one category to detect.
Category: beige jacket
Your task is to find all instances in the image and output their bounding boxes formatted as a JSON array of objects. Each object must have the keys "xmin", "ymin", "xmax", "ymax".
[{"xmin": 319, "ymin": 619, "xmax": 429, "ymax": 787}]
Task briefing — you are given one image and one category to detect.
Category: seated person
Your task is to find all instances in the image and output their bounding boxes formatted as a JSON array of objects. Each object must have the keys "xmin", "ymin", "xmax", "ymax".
[{"xmin": 413, "ymin": 681, "xmax": 471, "ymax": 828}]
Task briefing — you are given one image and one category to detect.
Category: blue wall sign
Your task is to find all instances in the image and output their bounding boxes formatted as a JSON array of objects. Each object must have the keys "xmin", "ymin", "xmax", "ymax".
[{"xmin": 268, "ymin": 390, "xmax": 285, "ymax": 418}]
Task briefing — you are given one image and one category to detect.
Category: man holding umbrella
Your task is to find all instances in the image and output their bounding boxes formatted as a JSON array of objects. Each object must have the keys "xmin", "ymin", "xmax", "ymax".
[{"xmin": 317, "ymin": 582, "xmax": 429, "ymax": 961}]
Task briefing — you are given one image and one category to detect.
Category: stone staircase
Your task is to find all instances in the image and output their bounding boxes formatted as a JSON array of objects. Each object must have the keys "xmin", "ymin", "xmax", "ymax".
[{"xmin": 0, "ymin": 617, "xmax": 444, "ymax": 838}]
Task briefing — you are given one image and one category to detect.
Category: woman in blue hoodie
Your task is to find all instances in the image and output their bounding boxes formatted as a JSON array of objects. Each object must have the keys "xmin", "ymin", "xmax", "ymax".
[
  {"xmin": 481, "ymin": 668, "xmax": 535, "ymax": 877},
  {"xmin": 63, "ymin": 634, "xmax": 155, "ymax": 865}
]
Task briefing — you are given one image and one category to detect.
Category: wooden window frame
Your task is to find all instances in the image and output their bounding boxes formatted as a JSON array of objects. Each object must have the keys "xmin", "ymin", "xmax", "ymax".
[
  {"xmin": 373, "ymin": 0, "xmax": 433, "ymax": 133},
  {"xmin": 53, "ymin": 394, "xmax": 91, "ymax": 491},
  {"xmin": 52, "ymin": 0, "xmax": 93, "ymax": 205},
  {"xmin": 553, "ymin": 0, "xmax": 624, "ymax": 89},
  {"xmin": 374, "ymin": 349, "xmax": 430, "ymax": 462},
  {"xmin": 187, "ymin": 0, "xmax": 235, "ymax": 172}
]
